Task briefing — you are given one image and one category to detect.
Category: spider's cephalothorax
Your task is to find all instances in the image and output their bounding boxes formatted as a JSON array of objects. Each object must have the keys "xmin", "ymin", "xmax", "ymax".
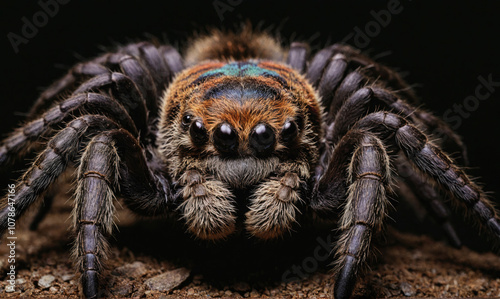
[
  {"xmin": 0, "ymin": 29, "xmax": 499, "ymax": 299},
  {"xmin": 158, "ymin": 60, "xmax": 322, "ymax": 240}
]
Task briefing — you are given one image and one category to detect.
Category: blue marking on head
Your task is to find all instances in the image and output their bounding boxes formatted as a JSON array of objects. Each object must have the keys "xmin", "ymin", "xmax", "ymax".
[{"xmin": 199, "ymin": 62, "xmax": 281, "ymax": 80}]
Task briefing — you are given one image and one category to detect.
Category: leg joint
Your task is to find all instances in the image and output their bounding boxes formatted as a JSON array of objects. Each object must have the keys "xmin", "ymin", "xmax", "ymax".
[
  {"xmin": 356, "ymin": 171, "xmax": 384, "ymax": 182},
  {"xmin": 82, "ymin": 171, "xmax": 112, "ymax": 186},
  {"xmin": 79, "ymin": 220, "xmax": 98, "ymax": 225},
  {"xmin": 354, "ymin": 220, "xmax": 373, "ymax": 230}
]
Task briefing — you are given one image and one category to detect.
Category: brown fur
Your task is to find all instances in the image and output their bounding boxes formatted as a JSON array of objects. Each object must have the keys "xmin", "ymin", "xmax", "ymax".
[
  {"xmin": 158, "ymin": 32, "xmax": 322, "ymax": 240},
  {"xmin": 184, "ymin": 27, "xmax": 284, "ymax": 66}
]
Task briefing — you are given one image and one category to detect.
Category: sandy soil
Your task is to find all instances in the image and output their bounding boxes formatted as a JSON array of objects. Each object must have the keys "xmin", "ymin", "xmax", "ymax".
[{"xmin": 0, "ymin": 190, "xmax": 499, "ymax": 299}]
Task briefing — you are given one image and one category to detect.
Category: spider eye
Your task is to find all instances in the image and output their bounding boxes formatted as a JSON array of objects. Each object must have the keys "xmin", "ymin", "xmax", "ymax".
[
  {"xmin": 281, "ymin": 120, "xmax": 298, "ymax": 143},
  {"xmin": 181, "ymin": 114, "xmax": 192, "ymax": 128},
  {"xmin": 250, "ymin": 123, "xmax": 275, "ymax": 154},
  {"xmin": 213, "ymin": 123, "xmax": 238, "ymax": 154},
  {"xmin": 189, "ymin": 120, "xmax": 208, "ymax": 146}
]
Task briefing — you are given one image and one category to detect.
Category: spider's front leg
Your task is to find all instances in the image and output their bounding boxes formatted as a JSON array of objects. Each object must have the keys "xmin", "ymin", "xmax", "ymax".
[
  {"xmin": 72, "ymin": 129, "xmax": 171, "ymax": 298},
  {"xmin": 245, "ymin": 162, "xmax": 308, "ymax": 239},
  {"xmin": 177, "ymin": 164, "xmax": 237, "ymax": 240},
  {"xmin": 312, "ymin": 130, "xmax": 391, "ymax": 299}
]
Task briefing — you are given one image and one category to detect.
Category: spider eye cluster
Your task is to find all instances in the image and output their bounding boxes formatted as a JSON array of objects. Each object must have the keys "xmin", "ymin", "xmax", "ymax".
[{"xmin": 181, "ymin": 114, "xmax": 301, "ymax": 155}]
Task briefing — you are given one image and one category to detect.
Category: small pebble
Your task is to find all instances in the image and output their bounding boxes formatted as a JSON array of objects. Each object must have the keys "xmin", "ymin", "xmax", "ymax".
[
  {"xmin": 400, "ymin": 282, "xmax": 415, "ymax": 297},
  {"xmin": 15, "ymin": 278, "xmax": 26, "ymax": 285},
  {"xmin": 62, "ymin": 274, "xmax": 74, "ymax": 282},
  {"xmin": 144, "ymin": 267, "xmax": 190, "ymax": 292},
  {"xmin": 38, "ymin": 275, "xmax": 56, "ymax": 289},
  {"xmin": 112, "ymin": 261, "xmax": 148, "ymax": 278}
]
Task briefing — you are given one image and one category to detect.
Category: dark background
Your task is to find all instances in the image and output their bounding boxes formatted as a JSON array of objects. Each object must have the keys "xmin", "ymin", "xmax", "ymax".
[{"xmin": 1, "ymin": 1, "xmax": 499, "ymax": 248}]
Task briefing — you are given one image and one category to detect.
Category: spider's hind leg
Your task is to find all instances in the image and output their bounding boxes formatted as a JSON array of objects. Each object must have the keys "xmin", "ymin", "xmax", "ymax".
[
  {"xmin": 29, "ymin": 42, "xmax": 183, "ymax": 119},
  {"xmin": 304, "ymin": 43, "xmax": 469, "ymax": 163},
  {"xmin": 306, "ymin": 43, "xmax": 416, "ymax": 110},
  {"xmin": 286, "ymin": 42, "xmax": 308, "ymax": 73},
  {"xmin": 396, "ymin": 157, "xmax": 462, "ymax": 248}
]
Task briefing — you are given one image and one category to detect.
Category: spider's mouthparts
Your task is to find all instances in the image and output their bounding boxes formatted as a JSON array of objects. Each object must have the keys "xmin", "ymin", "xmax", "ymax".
[{"xmin": 204, "ymin": 156, "xmax": 279, "ymax": 188}]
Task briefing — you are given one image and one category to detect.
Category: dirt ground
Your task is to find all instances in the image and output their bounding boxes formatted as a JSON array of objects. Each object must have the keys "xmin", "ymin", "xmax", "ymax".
[{"xmin": 0, "ymin": 190, "xmax": 499, "ymax": 299}]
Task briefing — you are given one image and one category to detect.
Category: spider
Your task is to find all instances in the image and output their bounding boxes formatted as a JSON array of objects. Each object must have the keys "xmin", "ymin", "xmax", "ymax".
[{"xmin": 1, "ymin": 28, "xmax": 499, "ymax": 299}]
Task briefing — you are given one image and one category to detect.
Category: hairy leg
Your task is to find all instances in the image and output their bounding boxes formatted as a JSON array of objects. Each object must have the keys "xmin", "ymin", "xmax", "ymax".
[
  {"xmin": 306, "ymin": 44, "xmax": 417, "ymax": 104},
  {"xmin": 72, "ymin": 133, "xmax": 121, "ymax": 298},
  {"xmin": 312, "ymin": 130, "xmax": 391, "ymax": 299},
  {"xmin": 0, "ymin": 93, "xmax": 137, "ymax": 168},
  {"xmin": 355, "ymin": 111, "xmax": 500, "ymax": 242},
  {"xmin": 0, "ymin": 115, "xmax": 121, "ymax": 236},
  {"xmin": 29, "ymin": 42, "xmax": 183, "ymax": 119},
  {"xmin": 72, "ymin": 72, "xmax": 148, "ymax": 136},
  {"xmin": 286, "ymin": 42, "xmax": 308, "ymax": 73},
  {"xmin": 304, "ymin": 44, "xmax": 468, "ymax": 163},
  {"xmin": 72, "ymin": 128, "xmax": 172, "ymax": 298},
  {"xmin": 334, "ymin": 133, "xmax": 390, "ymax": 299},
  {"xmin": 396, "ymin": 157, "xmax": 461, "ymax": 247}
]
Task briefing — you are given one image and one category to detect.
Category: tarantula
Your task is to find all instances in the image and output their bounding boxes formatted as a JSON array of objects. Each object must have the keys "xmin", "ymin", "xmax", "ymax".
[{"xmin": 1, "ymin": 29, "xmax": 499, "ymax": 299}]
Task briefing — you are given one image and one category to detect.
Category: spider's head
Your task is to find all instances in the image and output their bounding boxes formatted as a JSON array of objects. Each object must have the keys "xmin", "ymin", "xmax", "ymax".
[{"xmin": 159, "ymin": 61, "xmax": 322, "ymax": 189}]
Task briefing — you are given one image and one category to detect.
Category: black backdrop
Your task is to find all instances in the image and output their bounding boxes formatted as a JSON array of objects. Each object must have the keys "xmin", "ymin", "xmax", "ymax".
[{"xmin": 1, "ymin": 1, "xmax": 499, "ymax": 247}]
